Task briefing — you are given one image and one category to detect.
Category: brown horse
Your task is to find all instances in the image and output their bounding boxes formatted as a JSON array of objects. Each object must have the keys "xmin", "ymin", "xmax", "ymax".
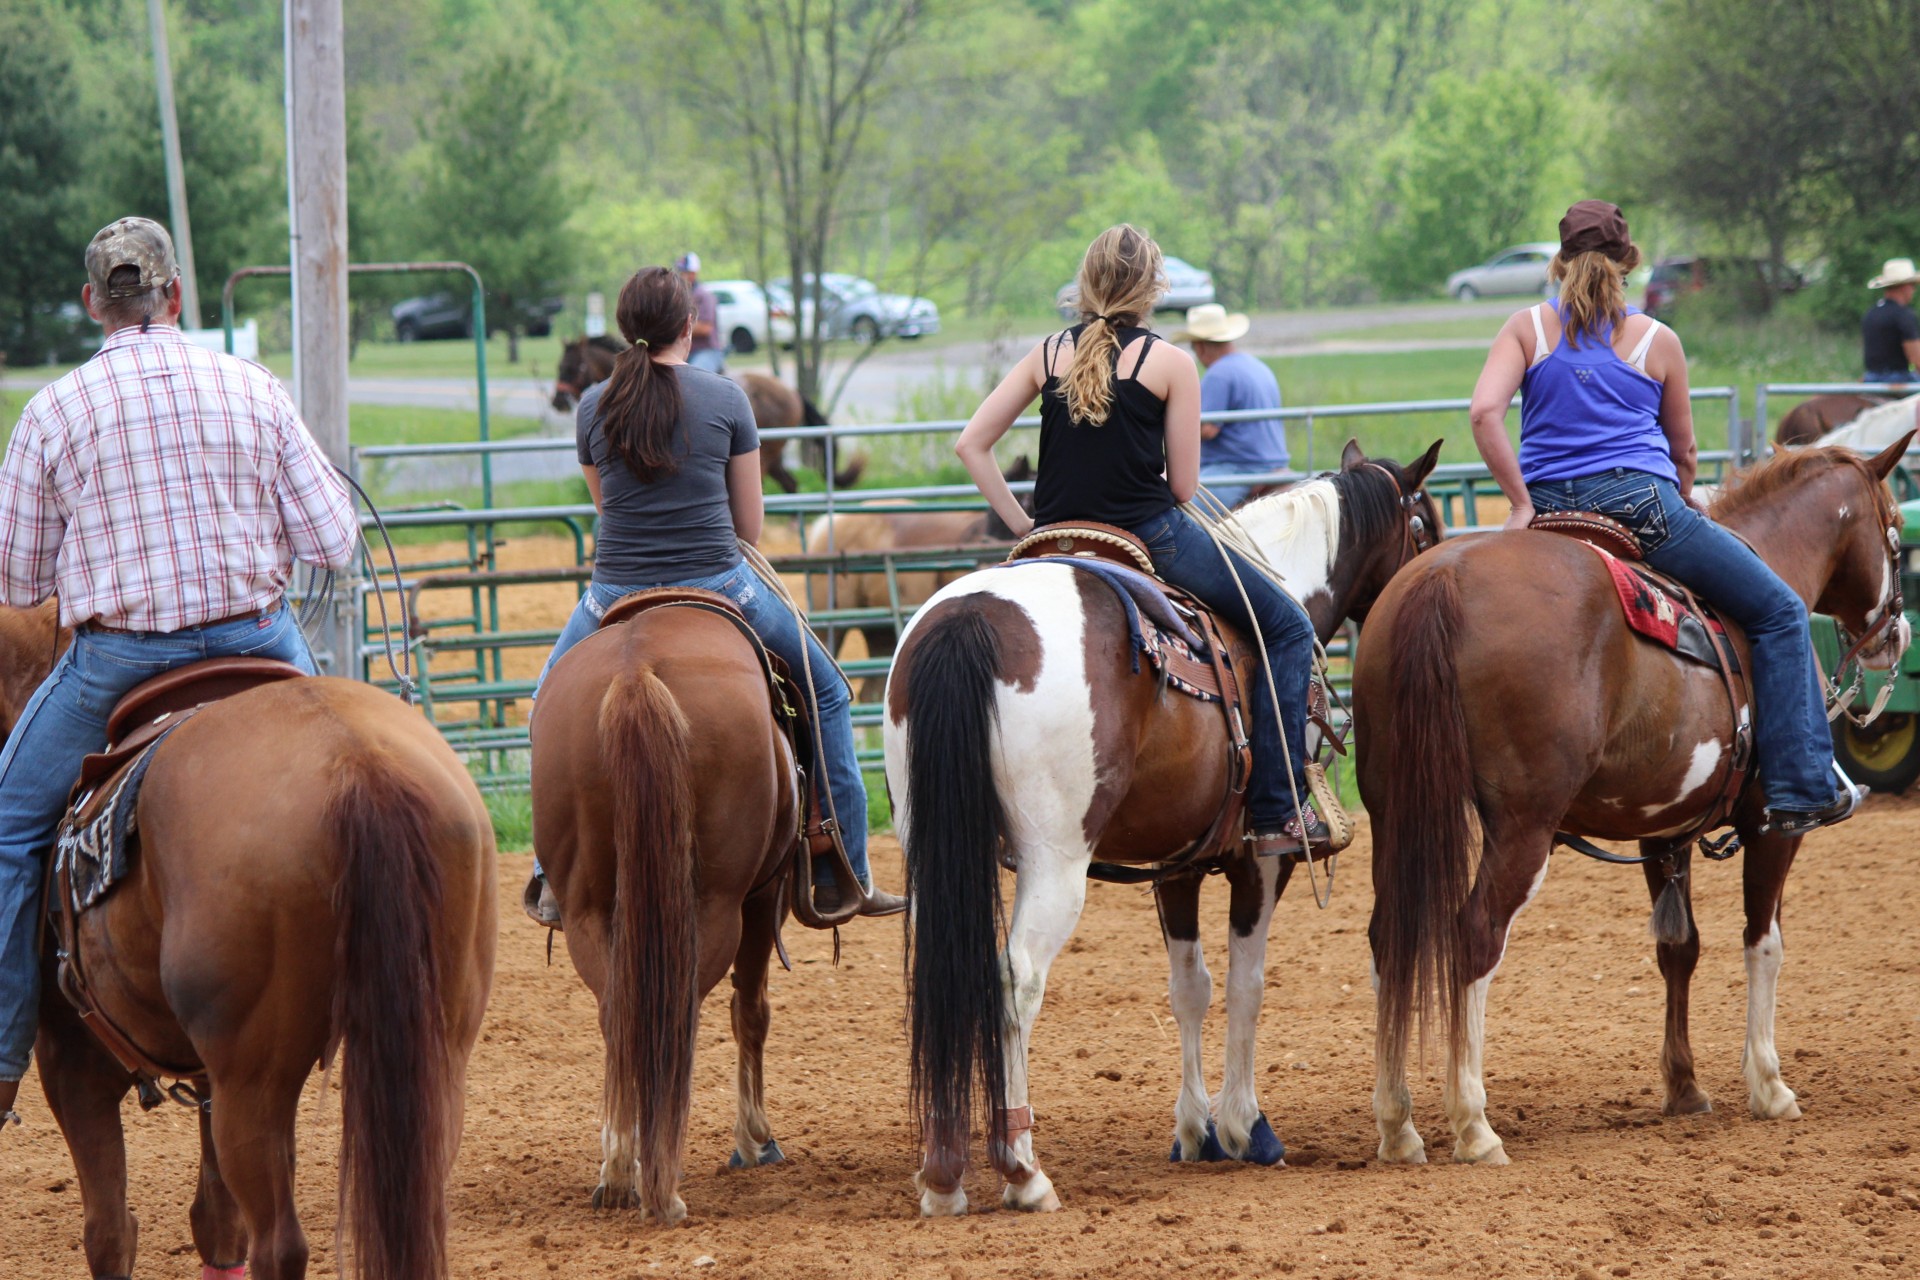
[
  {"xmin": 1358, "ymin": 438, "xmax": 1911, "ymax": 1167},
  {"xmin": 0, "ymin": 599, "xmax": 67, "ymax": 741},
  {"xmin": 34, "ymin": 675, "xmax": 496, "ymax": 1280},
  {"xmin": 552, "ymin": 336, "xmax": 864, "ymax": 493},
  {"xmin": 1774, "ymin": 392, "xmax": 1888, "ymax": 447},
  {"xmin": 885, "ymin": 441, "xmax": 1444, "ymax": 1214},
  {"xmin": 803, "ymin": 457, "xmax": 1034, "ymax": 700},
  {"xmin": 531, "ymin": 598, "xmax": 801, "ymax": 1223}
]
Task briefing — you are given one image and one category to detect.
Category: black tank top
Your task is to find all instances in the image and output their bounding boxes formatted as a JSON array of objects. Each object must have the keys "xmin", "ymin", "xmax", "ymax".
[{"xmin": 1032, "ymin": 325, "xmax": 1178, "ymax": 529}]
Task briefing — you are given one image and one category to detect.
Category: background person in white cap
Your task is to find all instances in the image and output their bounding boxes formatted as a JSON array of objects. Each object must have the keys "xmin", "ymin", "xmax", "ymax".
[
  {"xmin": 0, "ymin": 216, "xmax": 361, "ymax": 1128},
  {"xmin": 1172, "ymin": 303, "xmax": 1289, "ymax": 506},
  {"xmin": 675, "ymin": 252, "xmax": 726, "ymax": 373},
  {"xmin": 1862, "ymin": 257, "xmax": 1920, "ymax": 384}
]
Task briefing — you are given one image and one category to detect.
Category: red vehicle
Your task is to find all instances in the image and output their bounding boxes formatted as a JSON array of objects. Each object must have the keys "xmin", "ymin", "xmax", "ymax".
[{"xmin": 1643, "ymin": 255, "xmax": 1806, "ymax": 318}]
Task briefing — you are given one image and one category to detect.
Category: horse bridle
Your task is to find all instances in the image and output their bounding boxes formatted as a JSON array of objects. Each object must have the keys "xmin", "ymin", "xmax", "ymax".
[
  {"xmin": 1826, "ymin": 501, "xmax": 1907, "ymax": 727},
  {"xmin": 1363, "ymin": 461, "xmax": 1438, "ymax": 564}
]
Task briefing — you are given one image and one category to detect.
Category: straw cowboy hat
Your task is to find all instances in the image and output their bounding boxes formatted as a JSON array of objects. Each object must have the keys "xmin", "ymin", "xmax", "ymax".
[
  {"xmin": 1172, "ymin": 303, "xmax": 1250, "ymax": 344},
  {"xmin": 1868, "ymin": 257, "xmax": 1920, "ymax": 289}
]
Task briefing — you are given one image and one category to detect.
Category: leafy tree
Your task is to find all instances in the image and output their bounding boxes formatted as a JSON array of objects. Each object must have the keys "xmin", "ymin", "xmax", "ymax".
[
  {"xmin": 417, "ymin": 43, "xmax": 576, "ymax": 362},
  {"xmin": 1367, "ymin": 70, "xmax": 1567, "ymax": 297},
  {"xmin": 0, "ymin": 3, "xmax": 91, "ymax": 365}
]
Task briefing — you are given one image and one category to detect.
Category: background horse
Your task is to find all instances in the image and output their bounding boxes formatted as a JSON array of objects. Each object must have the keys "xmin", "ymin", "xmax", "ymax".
[
  {"xmin": 885, "ymin": 439, "xmax": 1443, "ymax": 1215},
  {"xmin": 0, "ymin": 599, "xmax": 66, "ymax": 741},
  {"xmin": 1774, "ymin": 393, "xmax": 1888, "ymax": 447},
  {"xmin": 1358, "ymin": 438, "xmax": 1910, "ymax": 1168},
  {"xmin": 37, "ymin": 676, "xmax": 496, "ymax": 1279},
  {"xmin": 804, "ymin": 457, "xmax": 1034, "ymax": 701},
  {"xmin": 552, "ymin": 336, "xmax": 864, "ymax": 493},
  {"xmin": 531, "ymin": 599, "xmax": 801, "ymax": 1224}
]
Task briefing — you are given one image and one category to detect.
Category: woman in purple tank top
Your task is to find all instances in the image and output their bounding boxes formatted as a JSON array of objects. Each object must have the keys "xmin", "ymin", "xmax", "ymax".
[{"xmin": 1467, "ymin": 200, "xmax": 1859, "ymax": 836}]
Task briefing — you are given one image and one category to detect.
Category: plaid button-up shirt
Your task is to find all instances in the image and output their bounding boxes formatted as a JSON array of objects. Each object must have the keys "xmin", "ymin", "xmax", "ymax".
[{"xmin": 0, "ymin": 325, "xmax": 361, "ymax": 631}]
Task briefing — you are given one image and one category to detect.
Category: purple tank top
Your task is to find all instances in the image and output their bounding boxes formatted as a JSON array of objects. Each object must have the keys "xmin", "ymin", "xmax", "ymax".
[{"xmin": 1518, "ymin": 303, "xmax": 1676, "ymax": 486}]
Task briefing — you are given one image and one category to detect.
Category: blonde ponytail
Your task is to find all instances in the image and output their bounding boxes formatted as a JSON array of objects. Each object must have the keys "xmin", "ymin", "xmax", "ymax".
[
  {"xmin": 1552, "ymin": 244, "xmax": 1643, "ymax": 348},
  {"xmin": 1061, "ymin": 225, "xmax": 1166, "ymax": 426}
]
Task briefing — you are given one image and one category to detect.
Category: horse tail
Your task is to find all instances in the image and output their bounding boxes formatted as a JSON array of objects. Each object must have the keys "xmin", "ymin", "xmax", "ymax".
[
  {"xmin": 600, "ymin": 667, "xmax": 700, "ymax": 1219},
  {"xmin": 834, "ymin": 454, "xmax": 868, "ymax": 489},
  {"xmin": 902, "ymin": 602, "xmax": 1009, "ymax": 1168},
  {"xmin": 329, "ymin": 753, "xmax": 454, "ymax": 1280},
  {"xmin": 1369, "ymin": 566, "xmax": 1478, "ymax": 1075}
]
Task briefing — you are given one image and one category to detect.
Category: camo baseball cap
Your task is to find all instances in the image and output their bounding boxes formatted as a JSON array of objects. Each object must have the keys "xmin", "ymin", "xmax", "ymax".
[{"xmin": 85, "ymin": 217, "xmax": 179, "ymax": 298}]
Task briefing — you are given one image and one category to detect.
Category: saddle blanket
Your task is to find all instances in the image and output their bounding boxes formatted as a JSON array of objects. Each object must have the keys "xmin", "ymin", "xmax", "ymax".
[
  {"xmin": 989, "ymin": 557, "xmax": 1223, "ymax": 700},
  {"xmin": 1589, "ymin": 546, "xmax": 1735, "ymax": 672},
  {"xmin": 55, "ymin": 727, "xmax": 177, "ymax": 915}
]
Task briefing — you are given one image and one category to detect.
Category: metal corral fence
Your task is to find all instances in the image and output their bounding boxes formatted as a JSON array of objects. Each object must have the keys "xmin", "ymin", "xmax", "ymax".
[{"xmin": 346, "ymin": 387, "xmax": 1745, "ymax": 786}]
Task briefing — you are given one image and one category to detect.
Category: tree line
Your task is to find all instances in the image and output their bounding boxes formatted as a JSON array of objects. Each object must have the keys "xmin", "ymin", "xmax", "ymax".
[{"xmin": 4, "ymin": 0, "xmax": 1916, "ymax": 386}]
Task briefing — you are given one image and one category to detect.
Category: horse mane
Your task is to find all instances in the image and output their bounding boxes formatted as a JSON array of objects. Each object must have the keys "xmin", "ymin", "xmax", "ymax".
[
  {"xmin": 1329, "ymin": 463, "xmax": 1409, "ymax": 553},
  {"xmin": 1710, "ymin": 446, "xmax": 1887, "ymax": 524},
  {"xmin": 1233, "ymin": 477, "xmax": 1343, "ymax": 566}
]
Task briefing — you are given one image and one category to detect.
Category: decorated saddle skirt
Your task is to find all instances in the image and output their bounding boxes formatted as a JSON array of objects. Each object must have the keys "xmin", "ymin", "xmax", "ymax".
[
  {"xmin": 54, "ymin": 726, "xmax": 179, "ymax": 916},
  {"xmin": 1586, "ymin": 544, "xmax": 1740, "ymax": 673}
]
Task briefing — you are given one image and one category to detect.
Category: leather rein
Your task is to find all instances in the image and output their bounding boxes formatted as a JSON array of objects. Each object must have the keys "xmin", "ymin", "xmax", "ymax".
[{"xmin": 1825, "ymin": 505, "xmax": 1906, "ymax": 727}]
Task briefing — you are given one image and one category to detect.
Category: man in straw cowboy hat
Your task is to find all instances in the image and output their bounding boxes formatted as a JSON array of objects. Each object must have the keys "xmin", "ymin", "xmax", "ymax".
[
  {"xmin": 1862, "ymin": 257, "xmax": 1920, "ymax": 385},
  {"xmin": 1172, "ymin": 303, "xmax": 1290, "ymax": 506}
]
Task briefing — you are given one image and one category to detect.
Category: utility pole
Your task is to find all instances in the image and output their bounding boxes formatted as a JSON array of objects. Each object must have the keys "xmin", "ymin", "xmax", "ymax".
[
  {"xmin": 285, "ymin": 0, "xmax": 355, "ymax": 674},
  {"xmin": 147, "ymin": 0, "xmax": 200, "ymax": 326}
]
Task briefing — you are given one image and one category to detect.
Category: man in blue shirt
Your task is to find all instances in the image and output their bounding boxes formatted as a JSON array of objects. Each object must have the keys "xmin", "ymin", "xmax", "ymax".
[{"xmin": 1174, "ymin": 304, "xmax": 1290, "ymax": 506}]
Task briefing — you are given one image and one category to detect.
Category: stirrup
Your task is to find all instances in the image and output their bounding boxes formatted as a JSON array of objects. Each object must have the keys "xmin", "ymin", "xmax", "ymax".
[{"xmin": 1757, "ymin": 765, "xmax": 1866, "ymax": 837}]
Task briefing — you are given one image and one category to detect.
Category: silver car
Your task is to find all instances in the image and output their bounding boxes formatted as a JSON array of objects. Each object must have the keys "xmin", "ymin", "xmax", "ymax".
[
  {"xmin": 1445, "ymin": 243, "xmax": 1559, "ymax": 300},
  {"xmin": 767, "ymin": 274, "xmax": 941, "ymax": 344},
  {"xmin": 1056, "ymin": 255, "xmax": 1216, "ymax": 318}
]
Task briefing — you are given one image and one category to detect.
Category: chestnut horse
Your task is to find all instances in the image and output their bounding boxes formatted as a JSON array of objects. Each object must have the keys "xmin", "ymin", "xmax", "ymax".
[
  {"xmin": 1774, "ymin": 393, "xmax": 1888, "ymax": 447},
  {"xmin": 552, "ymin": 336, "xmax": 864, "ymax": 493},
  {"xmin": 886, "ymin": 440, "xmax": 1443, "ymax": 1215},
  {"xmin": 36, "ymin": 676, "xmax": 496, "ymax": 1279},
  {"xmin": 531, "ymin": 597, "xmax": 801, "ymax": 1223},
  {"xmin": 1358, "ymin": 438, "xmax": 1912, "ymax": 1167},
  {"xmin": 0, "ymin": 599, "xmax": 66, "ymax": 741}
]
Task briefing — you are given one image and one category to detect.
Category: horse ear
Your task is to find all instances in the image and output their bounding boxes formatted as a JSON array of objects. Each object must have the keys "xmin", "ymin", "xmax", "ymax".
[
  {"xmin": 1406, "ymin": 439, "xmax": 1443, "ymax": 488},
  {"xmin": 1865, "ymin": 429, "xmax": 1916, "ymax": 481},
  {"xmin": 1340, "ymin": 438, "xmax": 1366, "ymax": 471}
]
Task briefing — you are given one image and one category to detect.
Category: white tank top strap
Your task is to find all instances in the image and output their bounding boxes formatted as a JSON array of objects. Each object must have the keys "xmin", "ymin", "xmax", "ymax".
[
  {"xmin": 1626, "ymin": 318, "xmax": 1664, "ymax": 372},
  {"xmin": 1528, "ymin": 303, "xmax": 1551, "ymax": 366}
]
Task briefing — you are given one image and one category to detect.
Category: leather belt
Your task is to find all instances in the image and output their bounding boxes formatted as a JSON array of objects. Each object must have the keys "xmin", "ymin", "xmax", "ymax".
[{"xmin": 82, "ymin": 602, "xmax": 280, "ymax": 636}]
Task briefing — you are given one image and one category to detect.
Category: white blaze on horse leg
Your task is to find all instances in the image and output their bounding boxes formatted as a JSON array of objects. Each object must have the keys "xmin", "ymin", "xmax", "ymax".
[
  {"xmin": 1742, "ymin": 919, "xmax": 1802, "ymax": 1120},
  {"xmin": 1216, "ymin": 858, "xmax": 1278, "ymax": 1157},
  {"xmin": 1442, "ymin": 975, "xmax": 1508, "ymax": 1165},
  {"xmin": 1640, "ymin": 739, "xmax": 1724, "ymax": 818},
  {"xmin": 994, "ymin": 854, "xmax": 1087, "ymax": 1213},
  {"xmin": 1165, "ymin": 935, "xmax": 1214, "ymax": 1161},
  {"xmin": 597, "ymin": 1118, "xmax": 640, "ymax": 1208},
  {"xmin": 1370, "ymin": 951, "xmax": 1430, "ymax": 1162}
]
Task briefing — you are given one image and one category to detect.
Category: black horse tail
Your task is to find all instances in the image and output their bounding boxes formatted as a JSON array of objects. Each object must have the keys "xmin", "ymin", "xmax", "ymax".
[
  {"xmin": 902, "ymin": 602, "xmax": 1009, "ymax": 1182},
  {"xmin": 1368, "ymin": 566, "xmax": 1478, "ymax": 1074}
]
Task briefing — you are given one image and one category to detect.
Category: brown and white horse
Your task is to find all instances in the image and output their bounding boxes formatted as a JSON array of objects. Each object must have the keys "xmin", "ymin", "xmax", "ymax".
[
  {"xmin": 1357, "ymin": 438, "xmax": 1911, "ymax": 1167},
  {"xmin": 885, "ymin": 439, "xmax": 1444, "ymax": 1215},
  {"xmin": 531, "ymin": 598, "xmax": 802, "ymax": 1223},
  {"xmin": 552, "ymin": 336, "xmax": 864, "ymax": 492}
]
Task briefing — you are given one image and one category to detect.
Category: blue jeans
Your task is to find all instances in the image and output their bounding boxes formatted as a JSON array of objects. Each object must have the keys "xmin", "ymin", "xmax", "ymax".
[
  {"xmin": 1126, "ymin": 508, "xmax": 1316, "ymax": 829},
  {"xmin": 1862, "ymin": 371, "xmax": 1915, "ymax": 385},
  {"xmin": 0, "ymin": 604, "xmax": 318, "ymax": 1082},
  {"xmin": 1528, "ymin": 469, "xmax": 1837, "ymax": 811},
  {"xmin": 535, "ymin": 560, "xmax": 870, "ymax": 889}
]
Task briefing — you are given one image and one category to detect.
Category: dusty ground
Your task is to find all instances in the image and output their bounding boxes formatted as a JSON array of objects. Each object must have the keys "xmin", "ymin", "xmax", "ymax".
[{"xmin": 7, "ymin": 792, "xmax": 1920, "ymax": 1279}]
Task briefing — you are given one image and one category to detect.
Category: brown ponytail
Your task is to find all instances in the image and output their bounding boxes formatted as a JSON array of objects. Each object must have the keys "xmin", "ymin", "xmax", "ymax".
[
  {"xmin": 595, "ymin": 267, "xmax": 695, "ymax": 481},
  {"xmin": 1061, "ymin": 225, "xmax": 1166, "ymax": 425},
  {"xmin": 1551, "ymin": 244, "xmax": 1643, "ymax": 348}
]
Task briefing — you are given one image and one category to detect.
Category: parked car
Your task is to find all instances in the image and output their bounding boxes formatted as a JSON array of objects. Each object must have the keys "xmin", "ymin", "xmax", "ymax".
[
  {"xmin": 1445, "ymin": 243, "xmax": 1559, "ymax": 300},
  {"xmin": 764, "ymin": 274, "xmax": 940, "ymax": 344},
  {"xmin": 703, "ymin": 279, "xmax": 778, "ymax": 354},
  {"xmin": 390, "ymin": 293, "xmax": 563, "ymax": 341},
  {"xmin": 1643, "ymin": 256, "xmax": 1807, "ymax": 319},
  {"xmin": 1055, "ymin": 255, "xmax": 1216, "ymax": 318}
]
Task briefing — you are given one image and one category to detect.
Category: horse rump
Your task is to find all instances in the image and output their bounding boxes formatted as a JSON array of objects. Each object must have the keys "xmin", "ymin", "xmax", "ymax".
[
  {"xmin": 1365, "ymin": 566, "xmax": 1479, "ymax": 1070},
  {"xmin": 901, "ymin": 603, "xmax": 1011, "ymax": 1165}
]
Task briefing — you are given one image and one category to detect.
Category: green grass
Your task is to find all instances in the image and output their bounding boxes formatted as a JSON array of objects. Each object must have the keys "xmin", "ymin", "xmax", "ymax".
[
  {"xmin": 349, "ymin": 404, "xmax": 547, "ymax": 447},
  {"xmin": 485, "ymin": 787, "xmax": 534, "ymax": 852},
  {"xmin": 1315, "ymin": 315, "xmax": 1505, "ymax": 343}
]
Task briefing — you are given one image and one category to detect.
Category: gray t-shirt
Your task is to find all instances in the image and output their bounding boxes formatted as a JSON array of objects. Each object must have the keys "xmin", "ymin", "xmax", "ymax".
[{"xmin": 577, "ymin": 365, "xmax": 759, "ymax": 584}]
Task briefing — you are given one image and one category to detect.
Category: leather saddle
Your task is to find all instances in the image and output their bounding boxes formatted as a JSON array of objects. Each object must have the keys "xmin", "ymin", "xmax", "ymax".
[
  {"xmin": 49, "ymin": 656, "xmax": 309, "ymax": 1107},
  {"xmin": 596, "ymin": 586, "xmax": 868, "ymax": 930},
  {"xmin": 1529, "ymin": 510, "xmax": 1644, "ymax": 561},
  {"xmin": 1006, "ymin": 523, "xmax": 1263, "ymax": 883}
]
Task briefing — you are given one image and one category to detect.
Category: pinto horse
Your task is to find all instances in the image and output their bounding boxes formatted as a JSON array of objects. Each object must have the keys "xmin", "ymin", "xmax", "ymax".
[
  {"xmin": 552, "ymin": 336, "xmax": 864, "ymax": 493},
  {"xmin": 1774, "ymin": 393, "xmax": 1889, "ymax": 447},
  {"xmin": 1358, "ymin": 438, "xmax": 1912, "ymax": 1167},
  {"xmin": 886, "ymin": 439, "xmax": 1444, "ymax": 1215},
  {"xmin": 35, "ymin": 675, "xmax": 496, "ymax": 1279},
  {"xmin": 531, "ymin": 595, "xmax": 803, "ymax": 1223}
]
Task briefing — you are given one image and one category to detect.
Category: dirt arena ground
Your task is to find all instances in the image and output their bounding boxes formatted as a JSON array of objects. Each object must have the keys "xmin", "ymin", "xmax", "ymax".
[{"xmin": 7, "ymin": 789, "xmax": 1919, "ymax": 1279}]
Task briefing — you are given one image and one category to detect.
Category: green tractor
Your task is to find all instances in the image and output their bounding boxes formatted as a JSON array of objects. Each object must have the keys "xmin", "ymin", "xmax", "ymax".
[{"xmin": 1813, "ymin": 496, "xmax": 1920, "ymax": 792}]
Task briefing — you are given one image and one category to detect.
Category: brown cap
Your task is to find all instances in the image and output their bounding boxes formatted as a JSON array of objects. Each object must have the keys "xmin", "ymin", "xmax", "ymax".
[
  {"xmin": 85, "ymin": 217, "xmax": 179, "ymax": 298},
  {"xmin": 1558, "ymin": 200, "xmax": 1633, "ymax": 263}
]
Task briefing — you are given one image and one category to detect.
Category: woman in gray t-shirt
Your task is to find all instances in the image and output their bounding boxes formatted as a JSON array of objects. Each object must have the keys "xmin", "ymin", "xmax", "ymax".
[{"xmin": 527, "ymin": 267, "xmax": 901, "ymax": 922}]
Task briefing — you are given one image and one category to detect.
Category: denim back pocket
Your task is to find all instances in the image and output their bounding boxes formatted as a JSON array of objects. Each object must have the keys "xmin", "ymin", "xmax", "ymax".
[{"xmin": 1587, "ymin": 480, "xmax": 1670, "ymax": 551}]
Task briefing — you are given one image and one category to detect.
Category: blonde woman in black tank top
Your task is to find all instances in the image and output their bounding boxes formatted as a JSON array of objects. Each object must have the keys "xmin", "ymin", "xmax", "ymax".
[{"xmin": 956, "ymin": 225, "xmax": 1327, "ymax": 857}]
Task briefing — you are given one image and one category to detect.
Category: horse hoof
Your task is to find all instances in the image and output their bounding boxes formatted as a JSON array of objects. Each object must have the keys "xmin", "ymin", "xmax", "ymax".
[
  {"xmin": 914, "ymin": 1172, "xmax": 968, "ymax": 1218},
  {"xmin": 1002, "ymin": 1171, "xmax": 1060, "ymax": 1212},
  {"xmin": 591, "ymin": 1184, "xmax": 639, "ymax": 1210},
  {"xmin": 1169, "ymin": 1120, "xmax": 1231, "ymax": 1163},
  {"xmin": 728, "ymin": 1138, "xmax": 785, "ymax": 1168},
  {"xmin": 651, "ymin": 1195, "xmax": 688, "ymax": 1225},
  {"xmin": 1663, "ymin": 1089, "xmax": 1713, "ymax": 1117},
  {"xmin": 1749, "ymin": 1089, "xmax": 1801, "ymax": 1121},
  {"xmin": 1453, "ymin": 1140, "xmax": 1510, "ymax": 1166},
  {"xmin": 1377, "ymin": 1139, "xmax": 1428, "ymax": 1165},
  {"xmin": 1243, "ymin": 1114, "xmax": 1287, "ymax": 1167}
]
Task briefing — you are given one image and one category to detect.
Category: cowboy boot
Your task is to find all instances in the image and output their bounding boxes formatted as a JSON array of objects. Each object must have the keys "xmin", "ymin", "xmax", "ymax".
[
  {"xmin": 522, "ymin": 870, "xmax": 563, "ymax": 930},
  {"xmin": 1, "ymin": 1077, "xmax": 20, "ymax": 1129}
]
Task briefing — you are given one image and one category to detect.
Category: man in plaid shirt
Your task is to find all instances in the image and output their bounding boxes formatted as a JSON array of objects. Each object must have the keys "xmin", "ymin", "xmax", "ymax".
[{"xmin": 0, "ymin": 218, "xmax": 361, "ymax": 1127}]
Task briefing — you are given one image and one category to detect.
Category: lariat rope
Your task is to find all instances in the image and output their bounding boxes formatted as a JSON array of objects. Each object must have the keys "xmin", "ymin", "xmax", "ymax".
[
  {"xmin": 1179, "ymin": 484, "xmax": 1341, "ymax": 909},
  {"xmin": 333, "ymin": 466, "xmax": 418, "ymax": 704}
]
